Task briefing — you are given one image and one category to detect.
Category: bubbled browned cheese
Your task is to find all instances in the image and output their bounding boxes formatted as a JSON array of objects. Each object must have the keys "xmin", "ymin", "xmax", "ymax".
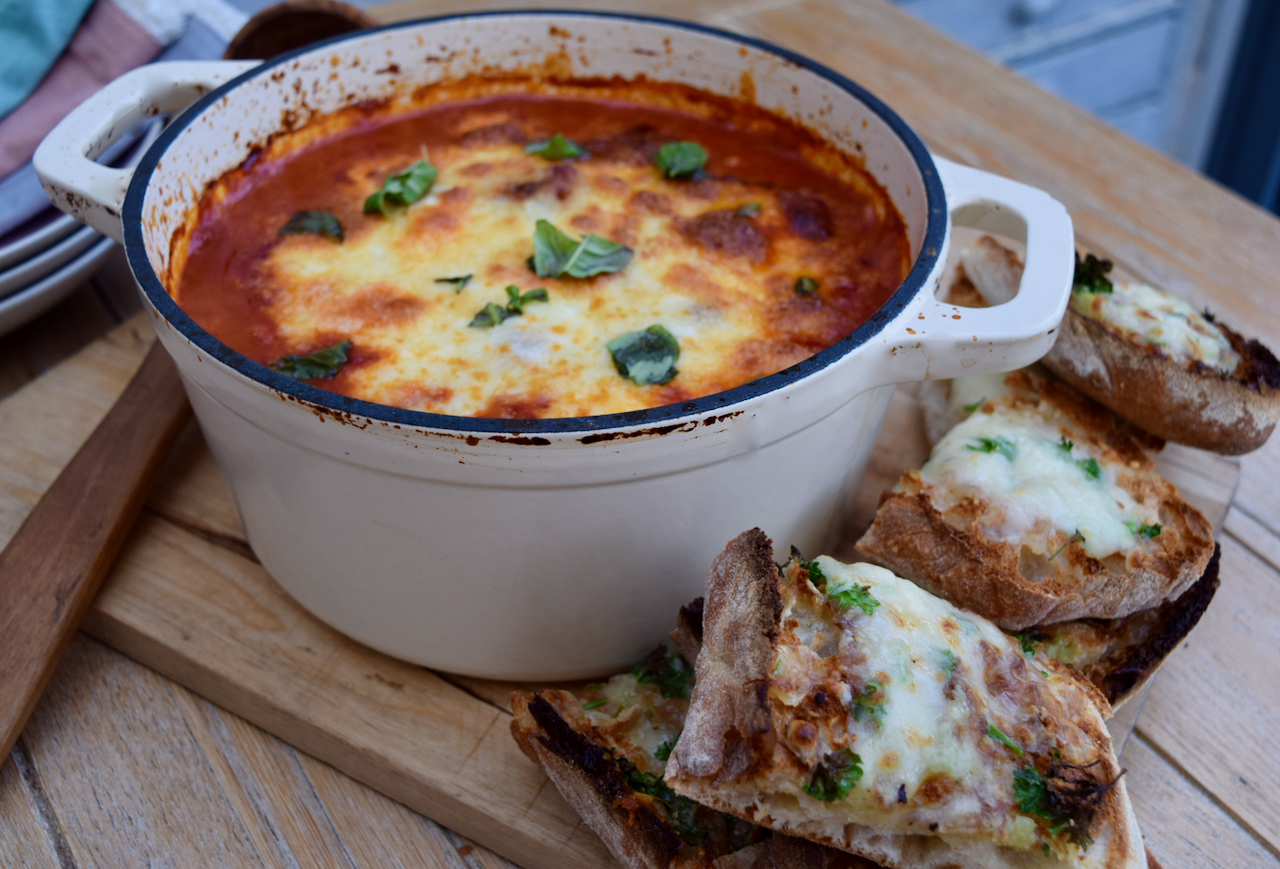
[{"xmin": 173, "ymin": 84, "xmax": 910, "ymax": 419}]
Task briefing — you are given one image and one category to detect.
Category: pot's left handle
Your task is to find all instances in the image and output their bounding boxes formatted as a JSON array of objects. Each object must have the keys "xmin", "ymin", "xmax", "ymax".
[{"xmin": 34, "ymin": 61, "xmax": 259, "ymax": 243}]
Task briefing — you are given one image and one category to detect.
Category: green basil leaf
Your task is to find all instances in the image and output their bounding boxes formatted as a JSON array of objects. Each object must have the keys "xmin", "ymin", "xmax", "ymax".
[
  {"xmin": 736, "ymin": 202, "xmax": 762, "ymax": 217},
  {"xmin": 607, "ymin": 325, "xmax": 680, "ymax": 385},
  {"xmin": 269, "ymin": 340, "xmax": 351, "ymax": 380},
  {"xmin": 524, "ymin": 134, "xmax": 586, "ymax": 160},
  {"xmin": 654, "ymin": 141, "xmax": 708, "ymax": 179},
  {"xmin": 1072, "ymin": 251, "xmax": 1114, "ymax": 294},
  {"xmin": 278, "ymin": 210, "xmax": 343, "ymax": 242},
  {"xmin": 532, "ymin": 219, "xmax": 633, "ymax": 278},
  {"xmin": 364, "ymin": 159, "xmax": 438, "ymax": 217},
  {"xmin": 503, "ymin": 285, "xmax": 549, "ymax": 315},
  {"xmin": 469, "ymin": 302, "xmax": 510, "ymax": 328},
  {"xmin": 795, "ymin": 276, "xmax": 821, "ymax": 296},
  {"xmin": 434, "ymin": 274, "xmax": 472, "ymax": 293}
]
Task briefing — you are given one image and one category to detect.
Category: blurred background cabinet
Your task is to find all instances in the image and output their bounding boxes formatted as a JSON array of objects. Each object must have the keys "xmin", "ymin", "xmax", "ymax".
[{"xmin": 891, "ymin": 0, "xmax": 1250, "ymax": 169}]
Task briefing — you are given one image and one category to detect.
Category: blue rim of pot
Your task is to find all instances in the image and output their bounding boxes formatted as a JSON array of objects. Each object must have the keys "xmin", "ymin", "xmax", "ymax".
[{"xmin": 123, "ymin": 9, "xmax": 947, "ymax": 435}]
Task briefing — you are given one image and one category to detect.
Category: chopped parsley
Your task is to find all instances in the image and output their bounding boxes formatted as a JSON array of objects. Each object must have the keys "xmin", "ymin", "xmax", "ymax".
[
  {"xmin": 804, "ymin": 748, "xmax": 863, "ymax": 802},
  {"xmin": 616, "ymin": 756, "xmax": 706, "ymax": 845},
  {"xmin": 269, "ymin": 340, "xmax": 351, "ymax": 380},
  {"xmin": 1048, "ymin": 530, "xmax": 1085, "ymax": 562},
  {"xmin": 1058, "ymin": 436, "xmax": 1074, "ymax": 454},
  {"xmin": 532, "ymin": 219, "xmax": 633, "ymax": 278},
  {"xmin": 468, "ymin": 285, "xmax": 549, "ymax": 328},
  {"xmin": 1126, "ymin": 521, "xmax": 1162, "ymax": 539},
  {"xmin": 941, "ymin": 649, "xmax": 959, "ymax": 677},
  {"xmin": 655, "ymin": 738, "xmax": 678, "ymax": 762},
  {"xmin": 632, "ymin": 646, "xmax": 695, "ymax": 699},
  {"xmin": 364, "ymin": 158, "xmax": 437, "ymax": 216},
  {"xmin": 794, "ymin": 276, "xmax": 821, "ymax": 296},
  {"xmin": 524, "ymin": 134, "xmax": 586, "ymax": 160},
  {"xmin": 1072, "ymin": 252, "xmax": 1114, "ymax": 294},
  {"xmin": 800, "ymin": 557, "xmax": 827, "ymax": 589},
  {"xmin": 1013, "ymin": 764, "xmax": 1100, "ymax": 848},
  {"xmin": 433, "ymin": 274, "xmax": 472, "ymax": 293},
  {"xmin": 654, "ymin": 140, "xmax": 709, "ymax": 179},
  {"xmin": 851, "ymin": 680, "xmax": 884, "ymax": 725},
  {"xmin": 278, "ymin": 210, "xmax": 343, "ymax": 242},
  {"xmin": 581, "ymin": 698, "xmax": 607, "ymax": 710},
  {"xmin": 829, "ymin": 583, "xmax": 880, "ymax": 617},
  {"xmin": 967, "ymin": 436, "xmax": 1017, "ymax": 461},
  {"xmin": 1009, "ymin": 631, "xmax": 1041, "ymax": 656},
  {"xmin": 736, "ymin": 202, "xmax": 762, "ymax": 217},
  {"xmin": 607, "ymin": 325, "xmax": 680, "ymax": 385},
  {"xmin": 963, "ymin": 397, "xmax": 986, "ymax": 413},
  {"xmin": 1076, "ymin": 457, "xmax": 1102, "ymax": 481},
  {"xmin": 988, "ymin": 723, "xmax": 1024, "ymax": 755}
]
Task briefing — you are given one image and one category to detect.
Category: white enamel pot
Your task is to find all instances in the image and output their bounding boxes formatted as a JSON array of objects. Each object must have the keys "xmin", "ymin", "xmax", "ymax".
[{"xmin": 34, "ymin": 12, "xmax": 1073, "ymax": 679}]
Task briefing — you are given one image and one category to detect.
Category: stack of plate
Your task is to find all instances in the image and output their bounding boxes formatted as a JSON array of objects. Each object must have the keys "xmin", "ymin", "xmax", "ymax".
[{"xmin": 0, "ymin": 121, "xmax": 160, "ymax": 337}]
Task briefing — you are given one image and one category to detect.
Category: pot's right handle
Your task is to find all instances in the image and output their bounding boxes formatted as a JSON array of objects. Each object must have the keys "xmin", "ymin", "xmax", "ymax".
[
  {"xmin": 878, "ymin": 156, "xmax": 1075, "ymax": 383},
  {"xmin": 34, "ymin": 61, "xmax": 259, "ymax": 244}
]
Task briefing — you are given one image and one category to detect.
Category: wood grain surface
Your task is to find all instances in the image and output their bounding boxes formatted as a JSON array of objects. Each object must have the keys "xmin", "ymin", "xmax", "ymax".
[{"xmin": 2, "ymin": 1, "xmax": 1279, "ymax": 867}]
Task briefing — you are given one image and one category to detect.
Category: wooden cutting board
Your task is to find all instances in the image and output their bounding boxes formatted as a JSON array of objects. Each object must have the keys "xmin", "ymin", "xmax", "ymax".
[{"xmin": 0, "ymin": 313, "xmax": 1237, "ymax": 869}]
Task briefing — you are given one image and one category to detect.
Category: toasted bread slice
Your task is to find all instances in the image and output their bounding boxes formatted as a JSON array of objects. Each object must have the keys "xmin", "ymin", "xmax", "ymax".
[
  {"xmin": 1026, "ymin": 544, "xmax": 1220, "ymax": 707},
  {"xmin": 510, "ymin": 644, "xmax": 879, "ymax": 868},
  {"xmin": 856, "ymin": 368, "xmax": 1214, "ymax": 628},
  {"xmin": 962, "ymin": 236, "xmax": 1280, "ymax": 454},
  {"xmin": 665, "ymin": 530, "xmax": 1146, "ymax": 869}
]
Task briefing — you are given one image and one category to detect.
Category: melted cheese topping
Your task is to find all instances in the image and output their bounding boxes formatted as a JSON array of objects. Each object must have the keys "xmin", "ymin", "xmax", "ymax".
[
  {"xmin": 175, "ymin": 90, "xmax": 909, "ymax": 419},
  {"xmin": 918, "ymin": 404, "xmax": 1159, "ymax": 559},
  {"xmin": 771, "ymin": 559, "xmax": 1107, "ymax": 859},
  {"xmin": 1072, "ymin": 282, "xmax": 1239, "ymax": 374}
]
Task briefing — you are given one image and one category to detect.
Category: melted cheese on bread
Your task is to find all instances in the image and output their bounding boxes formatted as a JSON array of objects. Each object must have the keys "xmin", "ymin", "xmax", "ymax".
[
  {"xmin": 919, "ymin": 403, "xmax": 1160, "ymax": 560},
  {"xmin": 767, "ymin": 558, "xmax": 1111, "ymax": 859},
  {"xmin": 1071, "ymin": 282, "xmax": 1239, "ymax": 374}
]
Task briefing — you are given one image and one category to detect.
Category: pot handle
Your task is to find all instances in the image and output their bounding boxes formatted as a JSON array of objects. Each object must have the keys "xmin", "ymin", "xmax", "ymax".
[
  {"xmin": 877, "ymin": 156, "xmax": 1075, "ymax": 383},
  {"xmin": 33, "ymin": 61, "xmax": 259, "ymax": 244}
]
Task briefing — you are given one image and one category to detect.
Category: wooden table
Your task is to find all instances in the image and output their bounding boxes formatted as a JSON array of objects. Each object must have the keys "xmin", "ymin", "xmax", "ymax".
[{"xmin": 3, "ymin": 1, "xmax": 1279, "ymax": 867}]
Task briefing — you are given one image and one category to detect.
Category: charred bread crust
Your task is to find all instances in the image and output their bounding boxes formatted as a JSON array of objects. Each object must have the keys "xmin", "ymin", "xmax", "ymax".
[
  {"xmin": 856, "ymin": 371, "xmax": 1214, "ymax": 629},
  {"xmin": 1036, "ymin": 545, "xmax": 1221, "ymax": 707},
  {"xmin": 666, "ymin": 533, "xmax": 1146, "ymax": 869},
  {"xmin": 961, "ymin": 234, "xmax": 1280, "ymax": 454},
  {"xmin": 668, "ymin": 529, "xmax": 782, "ymax": 784},
  {"xmin": 1044, "ymin": 308, "xmax": 1280, "ymax": 454},
  {"xmin": 511, "ymin": 691, "xmax": 683, "ymax": 869}
]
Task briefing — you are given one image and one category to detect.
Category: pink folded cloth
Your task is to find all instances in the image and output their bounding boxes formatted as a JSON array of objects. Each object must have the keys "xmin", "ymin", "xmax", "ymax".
[{"xmin": 0, "ymin": 0, "xmax": 164, "ymax": 177}]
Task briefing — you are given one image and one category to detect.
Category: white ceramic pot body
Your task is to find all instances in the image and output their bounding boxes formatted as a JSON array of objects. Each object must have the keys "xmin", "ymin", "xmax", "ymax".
[{"xmin": 35, "ymin": 13, "xmax": 1074, "ymax": 679}]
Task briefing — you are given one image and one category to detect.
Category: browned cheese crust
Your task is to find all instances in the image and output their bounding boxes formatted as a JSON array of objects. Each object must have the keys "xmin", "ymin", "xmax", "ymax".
[
  {"xmin": 965, "ymin": 235, "xmax": 1280, "ymax": 454},
  {"xmin": 665, "ymin": 530, "xmax": 1145, "ymax": 869},
  {"xmin": 1033, "ymin": 545, "xmax": 1220, "ymax": 707},
  {"xmin": 856, "ymin": 370, "xmax": 1215, "ymax": 629}
]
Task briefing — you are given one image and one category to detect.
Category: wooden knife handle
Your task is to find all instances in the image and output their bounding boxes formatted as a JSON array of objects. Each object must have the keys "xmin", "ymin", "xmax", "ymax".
[{"xmin": 0, "ymin": 341, "xmax": 192, "ymax": 757}]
